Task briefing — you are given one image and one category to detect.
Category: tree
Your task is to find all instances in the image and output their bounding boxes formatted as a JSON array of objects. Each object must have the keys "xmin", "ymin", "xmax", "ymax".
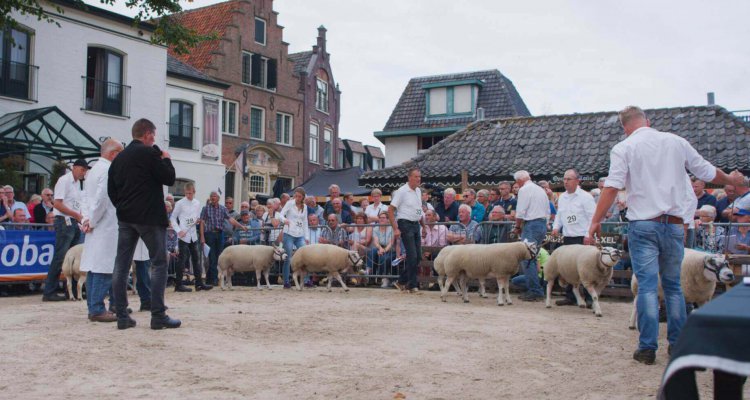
[{"xmin": 0, "ymin": 0, "xmax": 216, "ymax": 55}]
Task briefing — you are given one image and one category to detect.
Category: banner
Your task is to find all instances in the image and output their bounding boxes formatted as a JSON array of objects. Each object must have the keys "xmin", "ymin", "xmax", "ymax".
[
  {"xmin": 0, "ymin": 229, "xmax": 55, "ymax": 282},
  {"xmin": 202, "ymin": 98, "xmax": 220, "ymax": 159}
]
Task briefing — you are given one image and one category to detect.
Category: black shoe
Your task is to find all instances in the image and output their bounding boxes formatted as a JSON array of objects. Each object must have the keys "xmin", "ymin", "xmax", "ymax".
[
  {"xmin": 555, "ymin": 298, "xmax": 577, "ymax": 306},
  {"xmin": 117, "ymin": 316, "xmax": 137, "ymax": 330},
  {"xmin": 196, "ymin": 284, "xmax": 213, "ymax": 291},
  {"xmin": 174, "ymin": 285, "xmax": 193, "ymax": 293},
  {"xmin": 633, "ymin": 349, "xmax": 656, "ymax": 365},
  {"xmin": 42, "ymin": 293, "xmax": 67, "ymax": 302},
  {"xmin": 139, "ymin": 302, "xmax": 151, "ymax": 312},
  {"xmin": 109, "ymin": 307, "xmax": 132, "ymax": 314},
  {"xmin": 519, "ymin": 293, "xmax": 543, "ymax": 302},
  {"xmin": 151, "ymin": 315, "xmax": 181, "ymax": 330}
]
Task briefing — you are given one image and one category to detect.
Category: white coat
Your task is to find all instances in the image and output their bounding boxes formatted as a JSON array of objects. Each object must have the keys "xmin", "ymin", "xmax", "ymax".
[
  {"xmin": 133, "ymin": 238, "xmax": 150, "ymax": 262},
  {"xmin": 80, "ymin": 158, "xmax": 118, "ymax": 273}
]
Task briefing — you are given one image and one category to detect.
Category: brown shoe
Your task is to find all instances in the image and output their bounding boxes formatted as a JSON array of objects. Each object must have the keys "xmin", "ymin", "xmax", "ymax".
[{"xmin": 89, "ymin": 311, "xmax": 117, "ymax": 323}]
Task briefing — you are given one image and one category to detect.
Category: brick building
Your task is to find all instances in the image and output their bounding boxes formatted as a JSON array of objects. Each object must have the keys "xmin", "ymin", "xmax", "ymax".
[
  {"xmin": 171, "ymin": 0, "xmax": 304, "ymax": 201},
  {"xmin": 289, "ymin": 26, "xmax": 342, "ymax": 181}
]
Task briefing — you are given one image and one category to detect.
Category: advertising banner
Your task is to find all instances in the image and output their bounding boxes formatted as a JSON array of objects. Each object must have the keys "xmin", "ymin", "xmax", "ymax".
[{"xmin": 0, "ymin": 229, "xmax": 54, "ymax": 282}]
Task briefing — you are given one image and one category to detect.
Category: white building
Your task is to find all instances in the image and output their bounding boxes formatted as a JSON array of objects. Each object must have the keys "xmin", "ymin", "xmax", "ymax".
[{"xmin": 0, "ymin": 1, "xmax": 226, "ymax": 202}]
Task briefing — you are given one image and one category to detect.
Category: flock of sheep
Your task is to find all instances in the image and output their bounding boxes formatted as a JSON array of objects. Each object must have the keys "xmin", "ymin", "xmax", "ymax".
[{"xmin": 61, "ymin": 240, "xmax": 735, "ymax": 326}]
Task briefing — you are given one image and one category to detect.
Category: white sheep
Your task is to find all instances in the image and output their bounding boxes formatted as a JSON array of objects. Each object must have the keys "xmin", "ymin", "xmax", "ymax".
[
  {"xmin": 217, "ymin": 244, "xmax": 287, "ymax": 290},
  {"xmin": 432, "ymin": 246, "xmax": 464, "ymax": 295},
  {"xmin": 441, "ymin": 241, "xmax": 538, "ymax": 305},
  {"xmin": 544, "ymin": 245, "xmax": 622, "ymax": 317},
  {"xmin": 290, "ymin": 244, "xmax": 365, "ymax": 292},
  {"xmin": 62, "ymin": 244, "xmax": 86, "ymax": 301},
  {"xmin": 628, "ymin": 248, "xmax": 735, "ymax": 329}
]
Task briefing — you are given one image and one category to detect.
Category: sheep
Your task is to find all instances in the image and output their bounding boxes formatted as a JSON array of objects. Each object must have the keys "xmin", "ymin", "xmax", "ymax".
[
  {"xmin": 217, "ymin": 244, "xmax": 287, "ymax": 290},
  {"xmin": 544, "ymin": 245, "xmax": 622, "ymax": 317},
  {"xmin": 628, "ymin": 249, "xmax": 735, "ymax": 329},
  {"xmin": 290, "ymin": 244, "xmax": 365, "ymax": 292},
  {"xmin": 432, "ymin": 246, "xmax": 464, "ymax": 295},
  {"xmin": 62, "ymin": 244, "xmax": 86, "ymax": 301},
  {"xmin": 441, "ymin": 241, "xmax": 538, "ymax": 305}
]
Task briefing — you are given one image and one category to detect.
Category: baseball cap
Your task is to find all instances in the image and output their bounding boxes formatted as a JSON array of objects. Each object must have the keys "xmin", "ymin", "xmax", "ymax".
[{"xmin": 72, "ymin": 159, "xmax": 90, "ymax": 169}]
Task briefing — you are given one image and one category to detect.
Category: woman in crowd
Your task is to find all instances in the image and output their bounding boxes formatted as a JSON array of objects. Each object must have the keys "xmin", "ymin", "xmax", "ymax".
[
  {"xmin": 367, "ymin": 211, "xmax": 395, "ymax": 288},
  {"xmin": 279, "ymin": 188, "xmax": 308, "ymax": 289},
  {"xmin": 694, "ymin": 205, "xmax": 725, "ymax": 253}
]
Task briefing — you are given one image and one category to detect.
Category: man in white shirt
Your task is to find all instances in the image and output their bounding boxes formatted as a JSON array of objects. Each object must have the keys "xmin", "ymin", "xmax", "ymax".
[
  {"xmin": 171, "ymin": 182, "xmax": 212, "ymax": 293},
  {"xmin": 588, "ymin": 106, "xmax": 746, "ymax": 365},
  {"xmin": 388, "ymin": 167, "xmax": 425, "ymax": 293},
  {"xmin": 2, "ymin": 185, "xmax": 30, "ymax": 219},
  {"xmin": 79, "ymin": 139, "xmax": 123, "ymax": 322},
  {"xmin": 43, "ymin": 159, "xmax": 88, "ymax": 302},
  {"xmin": 551, "ymin": 169, "xmax": 597, "ymax": 306},
  {"xmin": 513, "ymin": 170, "xmax": 550, "ymax": 302}
]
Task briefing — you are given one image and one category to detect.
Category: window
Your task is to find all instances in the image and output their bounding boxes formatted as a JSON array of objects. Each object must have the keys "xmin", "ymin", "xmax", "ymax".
[
  {"xmin": 453, "ymin": 85, "xmax": 472, "ymax": 113},
  {"xmin": 338, "ymin": 149, "xmax": 345, "ymax": 168},
  {"xmin": 169, "ymin": 101, "xmax": 194, "ymax": 149},
  {"xmin": 419, "ymin": 135, "xmax": 445, "ymax": 150},
  {"xmin": 275, "ymin": 112, "xmax": 292, "ymax": 145},
  {"xmin": 224, "ymin": 172, "xmax": 235, "ymax": 201},
  {"xmin": 169, "ymin": 178, "xmax": 195, "ymax": 200},
  {"xmin": 250, "ymin": 107, "xmax": 264, "ymax": 139},
  {"xmin": 316, "ymin": 78, "xmax": 328, "ymax": 112},
  {"xmin": 249, "ymin": 174, "xmax": 265, "ymax": 193},
  {"xmin": 241, "ymin": 51, "xmax": 277, "ymax": 90},
  {"xmin": 85, "ymin": 47, "xmax": 129, "ymax": 116},
  {"xmin": 323, "ymin": 128, "xmax": 332, "ymax": 167},
  {"xmin": 373, "ymin": 158, "xmax": 384, "ymax": 170},
  {"xmin": 0, "ymin": 28, "xmax": 35, "ymax": 100},
  {"xmin": 427, "ymin": 85, "xmax": 474, "ymax": 117},
  {"xmin": 254, "ymin": 18, "xmax": 266, "ymax": 45},
  {"xmin": 309, "ymin": 123, "xmax": 319, "ymax": 163},
  {"xmin": 428, "ymin": 88, "xmax": 447, "ymax": 115},
  {"xmin": 221, "ymin": 100, "xmax": 238, "ymax": 135},
  {"xmin": 352, "ymin": 152, "xmax": 364, "ymax": 169}
]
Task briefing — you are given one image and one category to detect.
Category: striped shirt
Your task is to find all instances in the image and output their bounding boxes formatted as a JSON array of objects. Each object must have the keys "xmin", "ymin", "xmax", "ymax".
[{"xmin": 200, "ymin": 203, "xmax": 231, "ymax": 232}]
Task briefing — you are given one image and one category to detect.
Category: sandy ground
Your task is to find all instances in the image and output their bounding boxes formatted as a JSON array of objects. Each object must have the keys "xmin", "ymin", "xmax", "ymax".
[{"xmin": 0, "ymin": 286, "xmax": 736, "ymax": 400}]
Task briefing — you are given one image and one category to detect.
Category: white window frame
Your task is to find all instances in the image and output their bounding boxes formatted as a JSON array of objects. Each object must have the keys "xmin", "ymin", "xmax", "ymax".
[
  {"xmin": 248, "ymin": 174, "xmax": 266, "ymax": 194},
  {"xmin": 241, "ymin": 51, "xmax": 252, "ymax": 85},
  {"xmin": 221, "ymin": 99, "xmax": 238, "ymax": 135},
  {"xmin": 309, "ymin": 122, "xmax": 319, "ymax": 164},
  {"xmin": 275, "ymin": 112, "xmax": 293, "ymax": 146},
  {"xmin": 323, "ymin": 128, "xmax": 332, "ymax": 167},
  {"xmin": 254, "ymin": 17, "xmax": 267, "ymax": 46},
  {"xmin": 316, "ymin": 78, "xmax": 329, "ymax": 113},
  {"xmin": 352, "ymin": 152, "xmax": 363, "ymax": 169},
  {"xmin": 250, "ymin": 106, "xmax": 264, "ymax": 140}
]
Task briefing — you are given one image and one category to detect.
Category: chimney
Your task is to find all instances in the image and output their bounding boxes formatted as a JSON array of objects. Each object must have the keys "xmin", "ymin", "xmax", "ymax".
[
  {"xmin": 317, "ymin": 25, "xmax": 327, "ymax": 54},
  {"xmin": 707, "ymin": 92, "xmax": 715, "ymax": 105},
  {"xmin": 476, "ymin": 107, "xmax": 485, "ymax": 121}
]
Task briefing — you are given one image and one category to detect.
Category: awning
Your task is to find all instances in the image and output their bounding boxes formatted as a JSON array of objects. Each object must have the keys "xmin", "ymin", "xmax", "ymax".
[
  {"xmin": 0, "ymin": 106, "xmax": 100, "ymax": 160},
  {"xmin": 296, "ymin": 167, "xmax": 370, "ymax": 197}
]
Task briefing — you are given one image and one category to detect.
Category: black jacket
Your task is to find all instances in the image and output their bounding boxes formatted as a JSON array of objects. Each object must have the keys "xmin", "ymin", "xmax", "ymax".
[{"xmin": 108, "ymin": 140, "xmax": 176, "ymax": 226}]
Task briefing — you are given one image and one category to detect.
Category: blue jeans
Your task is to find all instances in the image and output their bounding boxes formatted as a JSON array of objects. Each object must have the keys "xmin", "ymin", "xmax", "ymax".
[
  {"xmin": 204, "ymin": 231, "xmax": 224, "ymax": 285},
  {"xmin": 86, "ymin": 271, "xmax": 112, "ymax": 315},
  {"xmin": 628, "ymin": 220, "xmax": 686, "ymax": 351},
  {"xmin": 134, "ymin": 260, "xmax": 151, "ymax": 304},
  {"xmin": 520, "ymin": 218, "xmax": 546, "ymax": 296},
  {"xmin": 44, "ymin": 216, "xmax": 81, "ymax": 296},
  {"xmin": 397, "ymin": 220, "xmax": 421, "ymax": 289},
  {"xmin": 282, "ymin": 234, "xmax": 305, "ymax": 285},
  {"xmin": 511, "ymin": 274, "xmax": 546, "ymax": 290},
  {"xmin": 367, "ymin": 247, "xmax": 394, "ymax": 275}
]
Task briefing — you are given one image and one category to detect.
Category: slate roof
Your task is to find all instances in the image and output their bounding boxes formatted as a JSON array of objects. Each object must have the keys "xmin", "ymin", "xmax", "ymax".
[
  {"xmin": 343, "ymin": 139, "xmax": 366, "ymax": 154},
  {"xmin": 166, "ymin": 55, "xmax": 229, "ymax": 89},
  {"xmin": 288, "ymin": 51, "xmax": 313, "ymax": 75},
  {"xmin": 168, "ymin": 1, "xmax": 240, "ymax": 70},
  {"xmin": 361, "ymin": 106, "xmax": 750, "ymax": 188},
  {"xmin": 381, "ymin": 70, "xmax": 531, "ymax": 133},
  {"xmin": 365, "ymin": 145, "xmax": 385, "ymax": 159}
]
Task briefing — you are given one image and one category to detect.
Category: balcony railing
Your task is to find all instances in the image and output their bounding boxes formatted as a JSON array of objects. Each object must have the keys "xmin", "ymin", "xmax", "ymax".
[
  {"xmin": 167, "ymin": 123, "xmax": 197, "ymax": 150},
  {"xmin": 0, "ymin": 59, "xmax": 39, "ymax": 101},
  {"xmin": 731, "ymin": 110, "xmax": 750, "ymax": 123},
  {"xmin": 82, "ymin": 76, "xmax": 131, "ymax": 117}
]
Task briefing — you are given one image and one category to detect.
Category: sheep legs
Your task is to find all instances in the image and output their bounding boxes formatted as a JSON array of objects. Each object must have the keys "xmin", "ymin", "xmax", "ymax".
[
  {"xmin": 545, "ymin": 278, "xmax": 554, "ymax": 308},
  {"xmin": 572, "ymin": 284, "xmax": 586, "ymax": 308},
  {"xmin": 478, "ymin": 279, "xmax": 488, "ymax": 298},
  {"xmin": 255, "ymin": 269, "xmax": 264, "ymax": 290},
  {"xmin": 77, "ymin": 276, "xmax": 85, "ymax": 301},
  {"xmin": 461, "ymin": 274, "xmax": 469, "ymax": 303},
  {"xmin": 441, "ymin": 275, "xmax": 456, "ymax": 302},
  {"xmin": 628, "ymin": 296, "xmax": 638, "ymax": 329},
  {"xmin": 292, "ymin": 270, "xmax": 302, "ymax": 291},
  {"xmin": 66, "ymin": 277, "xmax": 75, "ymax": 301},
  {"xmin": 332, "ymin": 271, "xmax": 349, "ymax": 292},
  {"xmin": 497, "ymin": 277, "xmax": 513, "ymax": 306},
  {"xmin": 585, "ymin": 283, "xmax": 603, "ymax": 317}
]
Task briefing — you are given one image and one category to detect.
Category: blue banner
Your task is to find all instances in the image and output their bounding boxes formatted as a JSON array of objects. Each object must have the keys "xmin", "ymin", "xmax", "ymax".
[{"xmin": 0, "ymin": 229, "xmax": 55, "ymax": 281}]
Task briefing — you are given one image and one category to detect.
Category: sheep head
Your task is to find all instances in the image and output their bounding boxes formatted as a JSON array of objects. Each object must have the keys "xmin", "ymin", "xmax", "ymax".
[
  {"xmin": 521, "ymin": 239, "xmax": 539, "ymax": 260},
  {"xmin": 272, "ymin": 244, "xmax": 288, "ymax": 262},
  {"xmin": 702, "ymin": 254, "xmax": 734, "ymax": 283},
  {"xmin": 598, "ymin": 247, "xmax": 622, "ymax": 269},
  {"xmin": 347, "ymin": 250, "xmax": 365, "ymax": 270}
]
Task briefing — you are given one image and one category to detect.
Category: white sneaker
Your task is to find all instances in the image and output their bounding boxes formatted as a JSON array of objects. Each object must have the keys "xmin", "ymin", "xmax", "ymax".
[{"xmin": 381, "ymin": 278, "xmax": 390, "ymax": 288}]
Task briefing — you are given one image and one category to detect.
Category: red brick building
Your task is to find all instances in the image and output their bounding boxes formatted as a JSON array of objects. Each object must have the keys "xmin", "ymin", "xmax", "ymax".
[{"xmin": 171, "ymin": 0, "xmax": 304, "ymax": 200}]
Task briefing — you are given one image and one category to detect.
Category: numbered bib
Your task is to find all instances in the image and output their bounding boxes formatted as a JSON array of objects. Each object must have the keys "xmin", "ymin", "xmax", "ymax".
[{"xmin": 566, "ymin": 214, "xmax": 579, "ymax": 225}]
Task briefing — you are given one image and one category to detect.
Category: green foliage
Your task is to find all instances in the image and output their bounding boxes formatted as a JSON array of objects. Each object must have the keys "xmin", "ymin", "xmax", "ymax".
[
  {"xmin": 49, "ymin": 160, "xmax": 68, "ymax": 190},
  {"xmin": 0, "ymin": 156, "xmax": 24, "ymax": 190},
  {"xmin": 1, "ymin": 0, "xmax": 216, "ymax": 54}
]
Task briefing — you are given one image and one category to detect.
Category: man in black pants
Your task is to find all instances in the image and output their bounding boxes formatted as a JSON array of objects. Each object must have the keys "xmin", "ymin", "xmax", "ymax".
[
  {"xmin": 551, "ymin": 169, "xmax": 597, "ymax": 306},
  {"xmin": 108, "ymin": 118, "xmax": 179, "ymax": 330},
  {"xmin": 388, "ymin": 167, "xmax": 425, "ymax": 293}
]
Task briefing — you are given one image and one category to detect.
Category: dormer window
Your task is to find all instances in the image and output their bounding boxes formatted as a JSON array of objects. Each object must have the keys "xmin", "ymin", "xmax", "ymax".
[{"xmin": 423, "ymin": 79, "xmax": 483, "ymax": 118}]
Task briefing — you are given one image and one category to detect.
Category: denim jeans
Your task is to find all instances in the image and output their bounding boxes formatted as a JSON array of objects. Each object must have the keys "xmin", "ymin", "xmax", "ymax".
[
  {"xmin": 282, "ymin": 234, "xmax": 305, "ymax": 285},
  {"xmin": 520, "ymin": 218, "xmax": 546, "ymax": 296},
  {"xmin": 367, "ymin": 247, "xmax": 394, "ymax": 275},
  {"xmin": 628, "ymin": 220, "xmax": 686, "ymax": 351},
  {"xmin": 204, "ymin": 231, "xmax": 224, "ymax": 285},
  {"xmin": 44, "ymin": 216, "xmax": 81, "ymax": 296},
  {"xmin": 112, "ymin": 222, "xmax": 167, "ymax": 318},
  {"xmin": 511, "ymin": 274, "xmax": 546, "ymax": 291},
  {"xmin": 397, "ymin": 220, "xmax": 421, "ymax": 289},
  {"xmin": 86, "ymin": 271, "xmax": 112, "ymax": 315},
  {"xmin": 134, "ymin": 260, "xmax": 151, "ymax": 304}
]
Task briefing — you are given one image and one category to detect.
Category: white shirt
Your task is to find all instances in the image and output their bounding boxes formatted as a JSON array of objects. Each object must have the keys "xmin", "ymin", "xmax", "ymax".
[
  {"xmin": 553, "ymin": 186, "xmax": 596, "ymax": 237},
  {"xmin": 390, "ymin": 183, "xmax": 422, "ymax": 222},
  {"xmin": 80, "ymin": 158, "xmax": 118, "ymax": 273},
  {"xmin": 516, "ymin": 181, "xmax": 550, "ymax": 221},
  {"xmin": 53, "ymin": 171, "xmax": 83, "ymax": 219},
  {"xmin": 280, "ymin": 201, "xmax": 309, "ymax": 240},
  {"xmin": 365, "ymin": 203, "xmax": 388, "ymax": 219},
  {"xmin": 171, "ymin": 198, "xmax": 202, "ymax": 243},
  {"xmin": 605, "ymin": 127, "xmax": 715, "ymax": 221}
]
